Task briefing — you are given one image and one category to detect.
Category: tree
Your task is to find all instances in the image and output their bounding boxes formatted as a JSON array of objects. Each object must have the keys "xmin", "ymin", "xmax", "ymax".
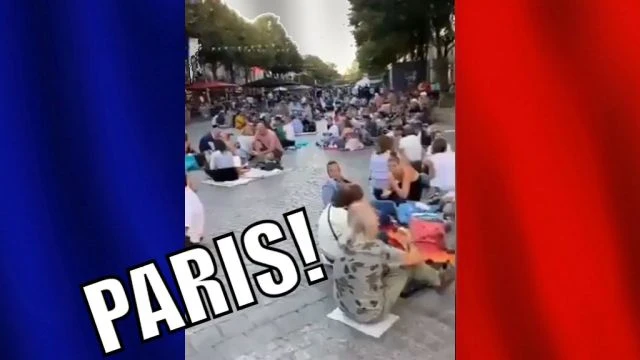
[
  {"xmin": 348, "ymin": 0, "xmax": 454, "ymax": 89},
  {"xmin": 186, "ymin": 3, "xmax": 340, "ymax": 83},
  {"xmin": 302, "ymin": 55, "xmax": 341, "ymax": 85},
  {"xmin": 343, "ymin": 60, "xmax": 363, "ymax": 83},
  {"xmin": 252, "ymin": 14, "xmax": 303, "ymax": 75}
]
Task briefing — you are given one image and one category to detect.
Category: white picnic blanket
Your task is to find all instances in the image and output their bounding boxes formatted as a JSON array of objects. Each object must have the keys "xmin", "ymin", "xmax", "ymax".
[
  {"xmin": 243, "ymin": 168, "xmax": 291, "ymax": 179},
  {"xmin": 202, "ymin": 168, "xmax": 291, "ymax": 186},
  {"xmin": 202, "ymin": 178, "xmax": 254, "ymax": 187},
  {"xmin": 327, "ymin": 308, "xmax": 399, "ymax": 338}
]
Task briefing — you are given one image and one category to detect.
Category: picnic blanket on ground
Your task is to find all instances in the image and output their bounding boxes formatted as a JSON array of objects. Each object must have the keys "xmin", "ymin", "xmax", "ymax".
[
  {"xmin": 242, "ymin": 167, "xmax": 292, "ymax": 179},
  {"xmin": 202, "ymin": 168, "xmax": 291, "ymax": 187},
  {"xmin": 202, "ymin": 178, "xmax": 254, "ymax": 187},
  {"xmin": 382, "ymin": 221, "xmax": 455, "ymax": 265},
  {"xmin": 327, "ymin": 308, "xmax": 399, "ymax": 338}
]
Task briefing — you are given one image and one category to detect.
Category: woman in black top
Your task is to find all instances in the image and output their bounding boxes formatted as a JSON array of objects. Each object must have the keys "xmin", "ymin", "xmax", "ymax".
[{"xmin": 381, "ymin": 152, "xmax": 423, "ymax": 204}]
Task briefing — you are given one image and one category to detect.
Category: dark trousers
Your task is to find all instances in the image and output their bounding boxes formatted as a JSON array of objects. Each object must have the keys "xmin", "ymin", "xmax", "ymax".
[
  {"xmin": 205, "ymin": 168, "xmax": 238, "ymax": 182},
  {"xmin": 373, "ymin": 188, "xmax": 384, "ymax": 200},
  {"xmin": 280, "ymin": 139, "xmax": 296, "ymax": 147},
  {"xmin": 373, "ymin": 188, "xmax": 405, "ymax": 206}
]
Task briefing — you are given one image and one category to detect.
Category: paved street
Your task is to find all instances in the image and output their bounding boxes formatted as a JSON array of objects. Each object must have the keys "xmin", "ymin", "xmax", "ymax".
[{"xmin": 185, "ymin": 108, "xmax": 456, "ymax": 360}]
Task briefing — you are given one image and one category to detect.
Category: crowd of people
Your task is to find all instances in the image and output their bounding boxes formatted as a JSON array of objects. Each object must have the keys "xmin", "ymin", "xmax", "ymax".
[
  {"xmin": 316, "ymin": 137, "xmax": 456, "ymax": 325},
  {"xmin": 185, "ymin": 82, "xmax": 456, "ymax": 327}
]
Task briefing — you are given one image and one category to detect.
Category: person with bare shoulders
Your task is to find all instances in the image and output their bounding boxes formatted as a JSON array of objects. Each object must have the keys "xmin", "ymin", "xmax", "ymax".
[
  {"xmin": 381, "ymin": 151, "xmax": 423, "ymax": 203},
  {"xmin": 251, "ymin": 121, "xmax": 284, "ymax": 162}
]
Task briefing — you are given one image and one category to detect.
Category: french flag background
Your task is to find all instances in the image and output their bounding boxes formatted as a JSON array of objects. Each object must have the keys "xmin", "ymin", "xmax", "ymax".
[{"xmin": 0, "ymin": 0, "xmax": 638, "ymax": 359}]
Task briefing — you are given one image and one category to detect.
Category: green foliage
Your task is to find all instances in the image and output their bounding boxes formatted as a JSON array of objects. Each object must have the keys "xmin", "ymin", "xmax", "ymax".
[
  {"xmin": 186, "ymin": 2, "xmax": 328, "ymax": 79},
  {"xmin": 348, "ymin": 0, "xmax": 454, "ymax": 84},
  {"xmin": 302, "ymin": 55, "xmax": 341, "ymax": 85},
  {"xmin": 343, "ymin": 60, "xmax": 363, "ymax": 83}
]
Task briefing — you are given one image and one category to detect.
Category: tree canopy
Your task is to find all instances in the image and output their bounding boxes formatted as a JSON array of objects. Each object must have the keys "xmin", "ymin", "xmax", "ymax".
[
  {"xmin": 342, "ymin": 60, "xmax": 363, "ymax": 83},
  {"xmin": 186, "ymin": 0, "xmax": 337, "ymax": 83},
  {"xmin": 348, "ymin": 0, "xmax": 454, "ymax": 87},
  {"xmin": 302, "ymin": 55, "xmax": 341, "ymax": 85}
]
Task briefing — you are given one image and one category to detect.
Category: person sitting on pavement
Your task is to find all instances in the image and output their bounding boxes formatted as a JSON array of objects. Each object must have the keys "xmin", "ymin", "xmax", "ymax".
[
  {"xmin": 185, "ymin": 131, "xmax": 195, "ymax": 154},
  {"xmin": 316, "ymin": 118, "xmax": 341, "ymax": 148},
  {"xmin": 301, "ymin": 116, "xmax": 316, "ymax": 133},
  {"xmin": 186, "ymin": 131, "xmax": 207, "ymax": 168},
  {"xmin": 204, "ymin": 140, "xmax": 245, "ymax": 182},
  {"xmin": 385, "ymin": 125, "xmax": 403, "ymax": 150},
  {"xmin": 332, "ymin": 197, "xmax": 455, "ymax": 324},
  {"xmin": 212, "ymin": 110, "xmax": 226, "ymax": 127},
  {"xmin": 381, "ymin": 151, "xmax": 423, "ymax": 203},
  {"xmin": 252, "ymin": 121, "xmax": 284, "ymax": 164},
  {"xmin": 233, "ymin": 110, "xmax": 247, "ymax": 129},
  {"xmin": 363, "ymin": 114, "xmax": 381, "ymax": 137},
  {"xmin": 326, "ymin": 118, "xmax": 340, "ymax": 138},
  {"xmin": 341, "ymin": 118, "xmax": 365, "ymax": 151},
  {"xmin": 370, "ymin": 135, "xmax": 395, "ymax": 200},
  {"xmin": 422, "ymin": 138, "xmax": 455, "ymax": 193},
  {"xmin": 280, "ymin": 116, "xmax": 297, "ymax": 148},
  {"xmin": 425, "ymin": 129, "xmax": 452, "ymax": 155},
  {"xmin": 198, "ymin": 124, "xmax": 226, "ymax": 153},
  {"xmin": 291, "ymin": 116, "xmax": 304, "ymax": 135},
  {"xmin": 398, "ymin": 125, "xmax": 424, "ymax": 172},
  {"xmin": 321, "ymin": 161, "xmax": 352, "ymax": 207},
  {"xmin": 272, "ymin": 117, "xmax": 289, "ymax": 147},
  {"xmin": 318, "ymin": 183, "xmax": 364, "ymax": 263}
]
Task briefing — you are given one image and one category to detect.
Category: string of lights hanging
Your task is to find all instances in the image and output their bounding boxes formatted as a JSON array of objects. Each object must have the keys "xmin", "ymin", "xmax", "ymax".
[{"xmin": 207, "ymin": 44, "xmax": 296, "ymax": 52}]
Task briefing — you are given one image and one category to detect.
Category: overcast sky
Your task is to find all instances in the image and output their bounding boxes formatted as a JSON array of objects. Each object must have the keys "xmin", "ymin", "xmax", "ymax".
[{"xmin": 223, "ymin": 0, "xmax": 356, "ymax": 73}]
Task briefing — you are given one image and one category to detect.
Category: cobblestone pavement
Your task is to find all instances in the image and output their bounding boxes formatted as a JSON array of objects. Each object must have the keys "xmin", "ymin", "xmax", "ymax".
[{"xmin": 185, "ymin": 109, "xmax": 455, "ymax": 360}]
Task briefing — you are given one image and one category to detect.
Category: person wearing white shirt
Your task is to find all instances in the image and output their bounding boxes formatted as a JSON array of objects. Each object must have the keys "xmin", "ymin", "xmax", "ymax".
[
  {"xmin": 185, "ymin": 175, "xmax": 204, "ymax": 246},
  {"xmin": 423, "ymin": 138, "xmax": 455, "ymax": 192},
  {"xmin": 326, "ymin": 120, "xmax": 340, "ymax": 138},
  {"xmin": 398, "ymin": 125, "xmax": 424, "ymax": 170},
  {"xmin": 425, "ymin": 130, "xmax": 453, "ymax": 155},
  {"xmin": 317, "ymin": 183, "xmax": 364, "ymax": 262},
  {"xmin": 282, "ymin": 117, "xmax": 296, "ymax": 142}
]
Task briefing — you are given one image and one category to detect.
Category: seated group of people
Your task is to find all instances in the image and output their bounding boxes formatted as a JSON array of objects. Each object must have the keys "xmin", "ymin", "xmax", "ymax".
[
  {"xmin": 318, "ymin": 116, "xmax": 374, "ymax": 151},
  {"xmin": 317, "ymin": 163, "xmax": 455, "ymax": 326},
  {"xmin": 372, "ymin": 127, "xmax": 455, "ymax": 203},
  {"xmin": 185, "ymin": 121, "xmax": 286, "ymax": 183},
  {"xmin": 270, "ymin": 115, "xmax": 316, "ymax": 148}
]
